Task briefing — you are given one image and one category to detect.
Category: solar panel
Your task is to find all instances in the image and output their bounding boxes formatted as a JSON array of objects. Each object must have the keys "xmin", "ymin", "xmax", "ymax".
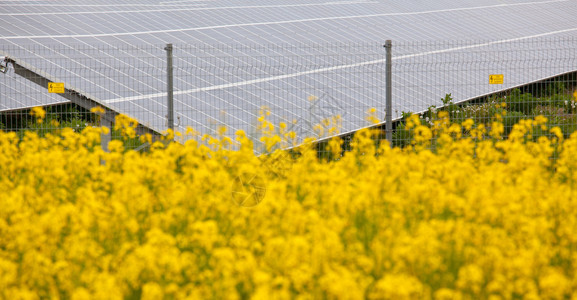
[{"xmin": 2, "ymin": 0, "xmax": 577, "ymax": 142}]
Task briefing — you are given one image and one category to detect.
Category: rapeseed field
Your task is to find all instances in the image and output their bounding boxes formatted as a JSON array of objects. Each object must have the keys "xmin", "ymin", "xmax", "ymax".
[{"xmin": 0, "ymin": 107, "xmax": 576, "ymax": 299}]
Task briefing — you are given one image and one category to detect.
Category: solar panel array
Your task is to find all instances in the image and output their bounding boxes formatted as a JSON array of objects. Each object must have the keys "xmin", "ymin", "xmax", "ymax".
[{"xmin": 2, "ymin": 0, "xmax": 577, "ymax": 140}]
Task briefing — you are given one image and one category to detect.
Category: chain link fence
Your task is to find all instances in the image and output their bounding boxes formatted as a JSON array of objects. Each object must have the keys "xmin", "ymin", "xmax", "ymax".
[{"xmin": 1, "ymin": 37, "xmax": 576, "ymax": 155}]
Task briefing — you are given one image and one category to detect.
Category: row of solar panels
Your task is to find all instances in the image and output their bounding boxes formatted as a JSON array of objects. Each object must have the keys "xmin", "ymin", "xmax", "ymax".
[{"xmin": 2, "ymin": 0, "xmax": 577, "ymax": 139}]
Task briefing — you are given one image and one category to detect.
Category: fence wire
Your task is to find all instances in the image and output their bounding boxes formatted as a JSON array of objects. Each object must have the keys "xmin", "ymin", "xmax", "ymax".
[{"xmin": 1, "ymin": 38, "xmax": 576, "ymax": 156}]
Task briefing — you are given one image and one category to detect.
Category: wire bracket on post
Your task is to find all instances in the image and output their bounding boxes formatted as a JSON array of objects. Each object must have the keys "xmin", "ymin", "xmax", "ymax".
[{"xmin": 0, "ymin": 56, "xmax": 9, "ymax": 74}]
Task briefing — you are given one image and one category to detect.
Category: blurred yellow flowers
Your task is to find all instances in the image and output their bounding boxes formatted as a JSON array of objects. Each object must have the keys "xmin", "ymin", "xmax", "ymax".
[{"xmin": 0, "ymin": 111, "xmax": 576, "ymax": 299}]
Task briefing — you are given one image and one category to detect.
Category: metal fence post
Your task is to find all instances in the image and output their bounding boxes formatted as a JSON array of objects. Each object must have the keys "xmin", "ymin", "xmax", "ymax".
[
  {"xmin": 101, "ymin": 117, "xmax": 111, "ymax": 152},
  {"xmin": 100, "ymin": 112, "xmax": 112, "ymax": 165},
  {"xmin": 385, "ymin": 40, "xmax": 393, "ymax": 147},
  {"xmin": 165, "ymin": 43, "xmax": 174, "ymax": 132}
]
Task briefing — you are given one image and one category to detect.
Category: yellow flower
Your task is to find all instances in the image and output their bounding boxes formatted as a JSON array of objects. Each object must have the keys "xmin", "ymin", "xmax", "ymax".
[
  {"xmin": 90, "ymin": 106, "xmax": 106, "ymax": 115},
  {"xmin": 366, "ymin": 108, "xmax": 380, "ymax": 124},
  {"xmin": 30, "ymin": 106, "xmax": 46, "ymax": 123},
  {"xmin": 462, "ymin": 119, "xmax": 475, "ymax": 131}
]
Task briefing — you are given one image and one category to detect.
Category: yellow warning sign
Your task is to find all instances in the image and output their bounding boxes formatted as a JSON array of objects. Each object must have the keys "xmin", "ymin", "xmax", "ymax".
[
  {"xmin": 48, "ymin": 82, "xmax": 65, "ymax": 93},
  {"xmin": 489, "ymin": 74, "xmax": 504, "ymax": 84}
]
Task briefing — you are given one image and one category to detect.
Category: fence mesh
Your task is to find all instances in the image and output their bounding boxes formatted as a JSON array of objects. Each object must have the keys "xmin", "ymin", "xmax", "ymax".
[{"xmin": 1, "ymin": 37, "xmax": 576, "ymax": 155}]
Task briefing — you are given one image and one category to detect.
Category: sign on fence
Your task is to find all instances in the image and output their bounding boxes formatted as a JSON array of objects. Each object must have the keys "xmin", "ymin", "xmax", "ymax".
[
  {"xmin": 489, "ymin": 74, "xmax": 504, "ymax": 84},
  {"xmin": 48, "ymin": 82, "xmax": 65, "ymax": 93}
]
